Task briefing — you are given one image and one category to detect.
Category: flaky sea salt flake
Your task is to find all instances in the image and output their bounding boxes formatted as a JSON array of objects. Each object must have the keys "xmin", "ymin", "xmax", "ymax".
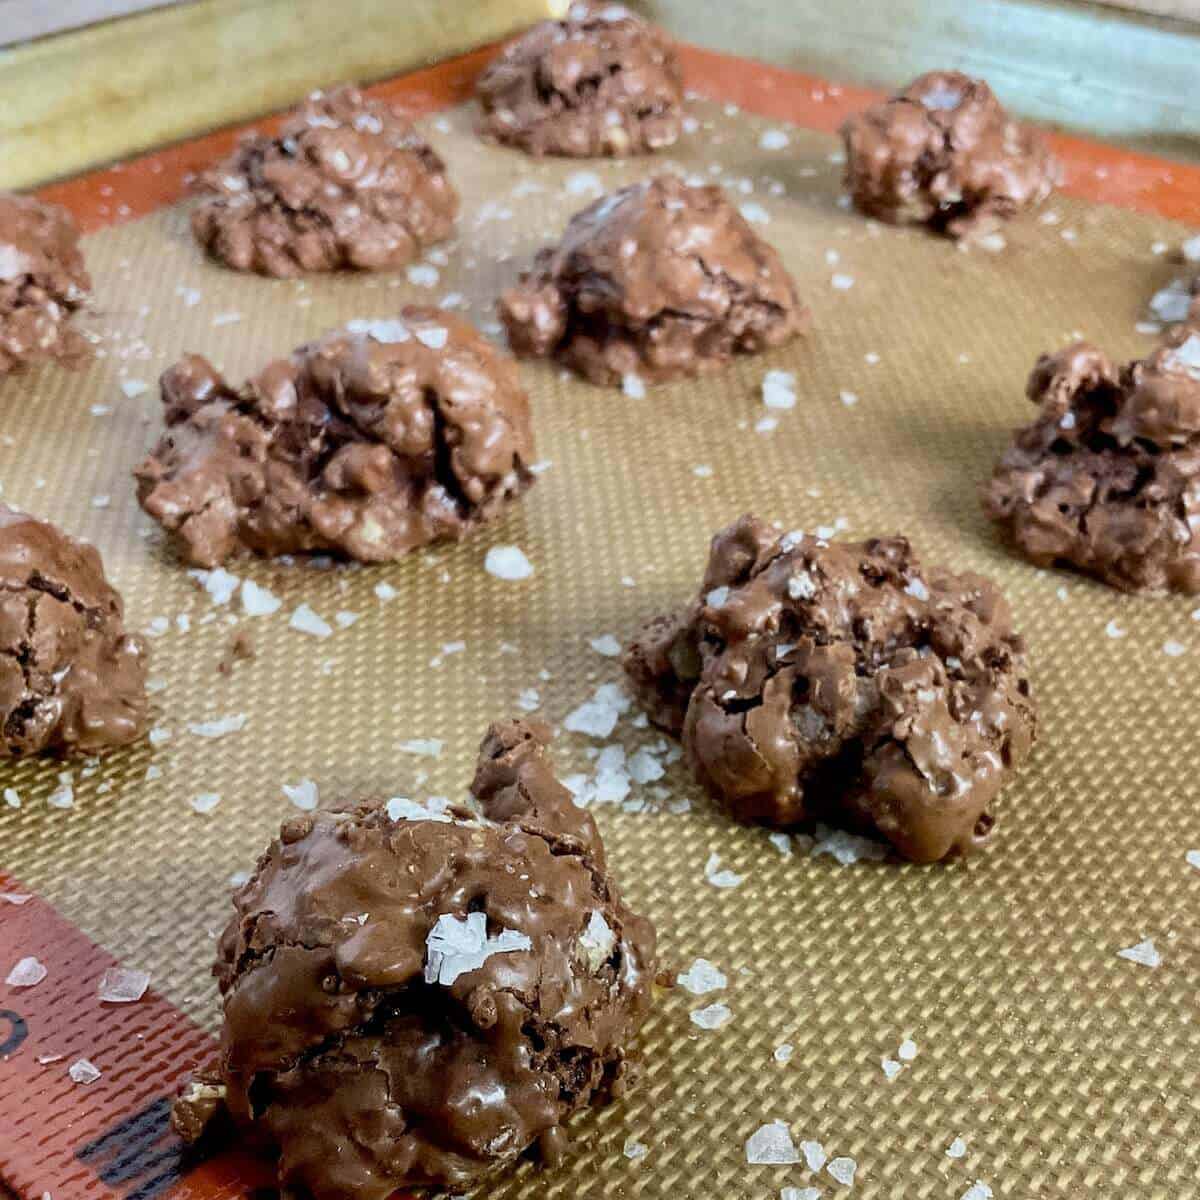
[
  {"xmin": 677, "ymin": 957, "xmax": 727, "ymax": 995},
  {"xmin": 69, "ymin": 1058, "xmax": 102, "ymax": 1085},
  {"xmin": 290, "ymin": 604, "xmax": 333, "ymax": 637},
  {"xmin": 398, "ymin": 738, "xmax": 443, "ymax": 758},
  {"xmin": 424, "ymin": 911, "xmax": 531, "ymax": 985},
  {"xmin": 589, "ymin": 634, "xmax": 622, "ymax": 658},
  {"xmin": 704, "ymin": 851, "xmax": 745, "ymax": 889},
  {"xmin": 98, "ymin": 967, "xmax": 150, "ymax": 1003},
  {"xmin": 960, "ymin": 1184, "xmax": 993, "ymax": 1200},
  {"xmin": 283, "ymin": 778, "xmax": 319, "ymax": 811},
  {"xmin": 947, "ymin": 1137, "xmax": 968, "ymax": 1159},
  {"xmin": 6, "ymin": 956, "xmax": 47, "ymax": 987},
  {"xmin": 188, "ymin": 713, "xmax": 247, "ymax": 739},
  {"xmin": 485, "ymin": 545, "xmax": 534, "ymax": 581},
  {"xmin": 827, "ymin": 1156, "xmax": 856, "ymax": 1186},
  {"xmin": 241, "ymin": 579, "xmax": 281, "ymax": 616},
  {"xmin": 746, "ymin": 1121, "xmax": 799, "ymax": 1166},
  {"xmin": 1117, "ymin": 937, "xmax": 1161, "ymax": 968}
]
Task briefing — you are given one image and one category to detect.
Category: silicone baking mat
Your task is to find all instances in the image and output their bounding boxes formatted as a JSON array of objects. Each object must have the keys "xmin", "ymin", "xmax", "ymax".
[{"xmin": 2, "ymin": 43, "xmax": 1200, "ymax": 1200}]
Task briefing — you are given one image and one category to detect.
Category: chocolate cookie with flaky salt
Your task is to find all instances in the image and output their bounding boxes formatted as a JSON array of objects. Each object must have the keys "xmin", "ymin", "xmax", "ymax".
[
  {"xmin": 984, "ymin": 331, "xmax": 1200, "ymax": 594},
  {"xmin": 171, "ymin": 719, "xmax": 656, "ymax": 1199},
  {"xmin": 0, "ymin": 505, "xmax": 148, "ymax": 756},
  {"xmin": 0, "ymin": 191, "xmax": 91, "ymax": 376},
  {"xmin": 624, "ymin": 515, "xmax": 1037, "ymax": 863},
  {"xmin": 135, "ymin": 309, "xmax": 537, "ymax": 568},
  {"xmin": 840, "ymin": 71, "xmax": 1057, "ymax": 238},
  {"xmin": 191, "ymin": 85, "xmax": 458, "ymax": 277},
  {"xmin": 499, "ymin": 175, "xmax": 807, "ymax": 386},
  {"xmin": 477, "ymin": 4, "xmax": 683, "ymax": 158}
]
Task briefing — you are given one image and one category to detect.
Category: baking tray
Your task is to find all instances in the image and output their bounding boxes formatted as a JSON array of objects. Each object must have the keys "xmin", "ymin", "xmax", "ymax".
[{"xmin": 2, "ymin": 42, "xmax": 1200, "ymax": 1200}]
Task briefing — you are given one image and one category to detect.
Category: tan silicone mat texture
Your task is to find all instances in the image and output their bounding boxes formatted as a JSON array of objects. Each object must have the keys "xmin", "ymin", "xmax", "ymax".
[{"xmin": 2, "ymin": 98, "xmax": 1199, "ymax": 1198}]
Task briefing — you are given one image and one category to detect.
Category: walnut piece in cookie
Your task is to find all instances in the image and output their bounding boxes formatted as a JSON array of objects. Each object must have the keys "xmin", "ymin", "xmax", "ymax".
[
  {"xmin": 476, "ymin": 3, "xmax": 683, "ymax": 158},
  {"xmin": 134, "ymin": 309, "xmax": 538, "ymax": 568},
  {"xmin": 984, "ymin": 332, "xmax": 1200, "ymax": 594},
  {"xmin": 0, "ymin": 505, "xmax": 148, "ymax": 756},
  {"xmin": 499, "ymin": 175, "xmax": 808, "ymax": 386},
  {"xmin": 840, "ymin": 71, "xmax": 1057, "ymax": 239},
  {"xmin": 623, "ymin": 515, "xmax": 1037, "ymax": 863},
  {"xmin": 191, "ymin": 85, "xmax": 459, "ymax": 277},
  {"xmin": 171, "ymin": 719, "xmax": 656, "ymax": 1199},
  {"xmin": 0, "ymin": 192, "xmax": 91, "ymax": 376}
]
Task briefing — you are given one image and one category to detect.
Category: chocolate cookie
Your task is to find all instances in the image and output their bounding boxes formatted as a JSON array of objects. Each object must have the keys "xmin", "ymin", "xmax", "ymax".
[
  {"xmin": 172, "ymin": 720, "xmax": 656, "ymax": 1198},
  {"xmin": 0, "ymin": 505, "xmax": 148, "ymax": 756},
  {"xmin": 0, "ymin": 192, "xmax": 91, "ymax": 376},
  {"xmin": 840, "ymin": 71, "xmax": 1057, "ymax": 238},
  {"xmin": 624, "ymin": 515, "xmax": 1036, "ymax": 863},
  {"xmin": 135, "ymin": 310, "xmax": 537, "ymax": 568},
  {"xmin": 499, "ymin": 175, "xmax": 807, "ymax": 386},
  {"xmin": 984, "ymin": 333, "xmax": 1200, "ymax": 594},
  {"xmin": 191, "ymin": 85, "xmax": 459, "ymax": 277},
  {"xmin": 476, "ymin": 4, "xmax": 683, "ymax": 158}
]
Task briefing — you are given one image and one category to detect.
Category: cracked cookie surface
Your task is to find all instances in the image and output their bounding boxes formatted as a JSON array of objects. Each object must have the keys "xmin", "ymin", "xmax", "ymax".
[
  {"xmin": 0, "ymin": 505, "xmax": 148, "ymax": 756},
  {"xmin": 984, "ymin": 333, "xmax": 1200, "ymax": 594},
  {"xmin": 624, "ymin": 515, "xmax": 1036, "ymax": 863},
  {"xmin": 499, "ymin": 174, "xmax": 807, "ymax": 386},
  {"xmin": 171, "ymin": 720, "xmax": 656, "ymax": 1199},
  {"xmin": 0, "ymin": 191, "xmax": 91, "ymax": 376},
  {"xmin": 840, "ymin": 71, "xmax": 1057, "ymax": 238},
  {"xmin": 476, "ymin": 3, "xmax": 683, "ymax": 158},
  {"xmin": 191, "ymin": 85, "xmax": 458, "ymax": 277},
  {"xmin": 135, "ymin": 309, "xmax": 537, "ymax": 567}
]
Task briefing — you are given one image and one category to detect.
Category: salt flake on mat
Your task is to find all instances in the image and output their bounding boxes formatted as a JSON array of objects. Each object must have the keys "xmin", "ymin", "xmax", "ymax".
[
  {"xmin": 407, "ymin": 264, "xmax": 439, "ymax": 287},
  {"xmin": 1104, "ymin": 619, "xmax": 1126, "ymax": 639},
  {"xmin": 485, "ymin": 545, "xmax": 534, "ymax": 581},
  {"xmin": 781, "ymin": 1190, "xmax": 821, "ymax": 1200},
  {"xmin": 746, "ymin": 1120, "xmax": 799, "ymax": 1165},
  {"xmin": 756, "ymin": 415, "xmax": 779, "ymax": 434},
  {"xmin": 839, "ymin": 390, "xmax": 858, "ymax": 407},
  {"xmin": 589, "ymin": 634, "xmax": 622, "ymax": 658},
  {"xmin": 3, "ymin": 787, "xmax": 19, "ymax": 807},
  {"xmin": 1182, "ymin": 234, "xmax": 1200, "ymax": 262},
  {"xmin": 773, "ymin": 1043, "xmax": 794, "ymax": 1063},
  {"xmin": 398, "ymin": 738, "xmax": 443, "ymax": 758},
  {"xmin": 623, "ymin": 1136, "xmax": 648, "ymax": 1161},
  {"xmin": 517, "ymin": 688, "xmax": 541, "ymax": 712},
  {"xmin": 424, "ymin": 911, "xmax": 530, "ymax": 985},
  {"xmin": 188, "ymin": 714, "xmax": 247, "ymax": 738},
  {"xmin": 47, "ymin": 785, "xmax": 74, "ymax": 809},
  {"xmin": 831, "ymin": 273, "xmax": 855, "ymax": 290},
  {"xmin": 190, "ymin": 792, "xmax": 221, "ymax": 814},
  {"xmin": 415, "ymin": 326, "xmax": 448, "ymax": 350},
  {"xmin": 704, "ymin": 851, "xmax": 745, "ymax": 889},
  {"xmin": 148, "ymin": 727, "xmax": 171, "ymax": 747},
  {"xmin": 1163, "ymin": 639, "xmax": 1187, "ymax": 657},
  {"xmin": 759, "ymin": 129, "xmax": 790, "ymax": 150},
  {"xmin": 69, "ymin": 1059, "xmax": 102, "ymax": 1085},
  {"xmin": 762, "ymin": 369, "xmax": 796, "ymax": 409},
  {"xmin": 241, "ymin": 580, "xmax": 281, "ymax": 616},
  {"xmin": 290, "ymin": 603, "xmax": 333, "ymax": 637},
  {"xmin": 374, "ymin": 582, "xmax": 397, "ymax": 602},
  {"xmin": 1150, "ymin": 279, "xmax": 1192, "ymax": 323},
  {"xmin": 564, "ymin": 683, "xmax": 630, "ymax": 738},
  {"xmin": 335, "ymin": 610, "xmax": 361, "ymax": 629},
  {"xmin": 882, "ymin": 1057, "xmax": 902, "ymax": 1080},
  {"xmin": 213, "ymin": 311, "xmax": 242, "ymax": 326},
  {"xmin": 1186, "ymin": 849, "xmax": 1200, "ymax": 870},
  {"xmin": 740, "ymin": 201, "xmax": 770, "ymax": 224},
  {"xmin": 768, "ymin": 831, "xmax": 793, "ymax": 856},
  {"xmin": 98, "ymin": 967, "xmax": 150, "ymax": 1003},
  {"xmin": 898, "ymin": 1037, "xmax": 918, "ymax": 1061},
  {"xmin": 283, "ymin": 779, "xmax": 319, "ymax": 811},
  {"xmin": 191, "ymin": 566, "xmax": 240, "ymax": 605},
  {"xmin": 961, "ymin": 1185, "xmax": 993, "ymax": 1200},
  {"xmin": 827, "ymin": 1157, "xmax": 857, "ymax": 1186},
  {"xmin": 811, "ymin": 824, "xmax": 887, "ymax": 865},
  {"xmin": 801, "ymin": 1141, "xmax": 827, "ymax": 1172},
  {"xmin": 693, "ymin": 464, "xmax": 713, "ymax": 478},
  {"xmin": 120, "ymin": 378, "xmax": 149, "ymax": 399},
  {"xmin": 677, "ymin": 957, "xmax": 727, "ymax": 995},
  {"xmin": 6, "ymin": 957, "xmax": 48, "ymax": 987},
  {"xmin": 627, "ymin": 746, "xmax": 664, "ymax": 783},
  {"xmin": 690, "ymin": 1002, "xmax": 731, "ymax": 1030},
  {"xmin": 622, "ymin": 373, "xmax": 646, "ymax": 399},
  {"xmin": 1117, "ymin": 938, "xmax": 1161, "ymax": 967},
  {"xmin": 565, "ymin": 171, "xmax": 603, "ymax": 196},
  {"xmin": 91, "ymin": 495, "xmax": 110, "ymax": 509},
  {"xmin": 947, "ymin": 1137, "xmax": 968, "ymax": 1159},
  {"xmin": 0, "ymin": 892, "xmax": 32, "ymax": 905}
]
